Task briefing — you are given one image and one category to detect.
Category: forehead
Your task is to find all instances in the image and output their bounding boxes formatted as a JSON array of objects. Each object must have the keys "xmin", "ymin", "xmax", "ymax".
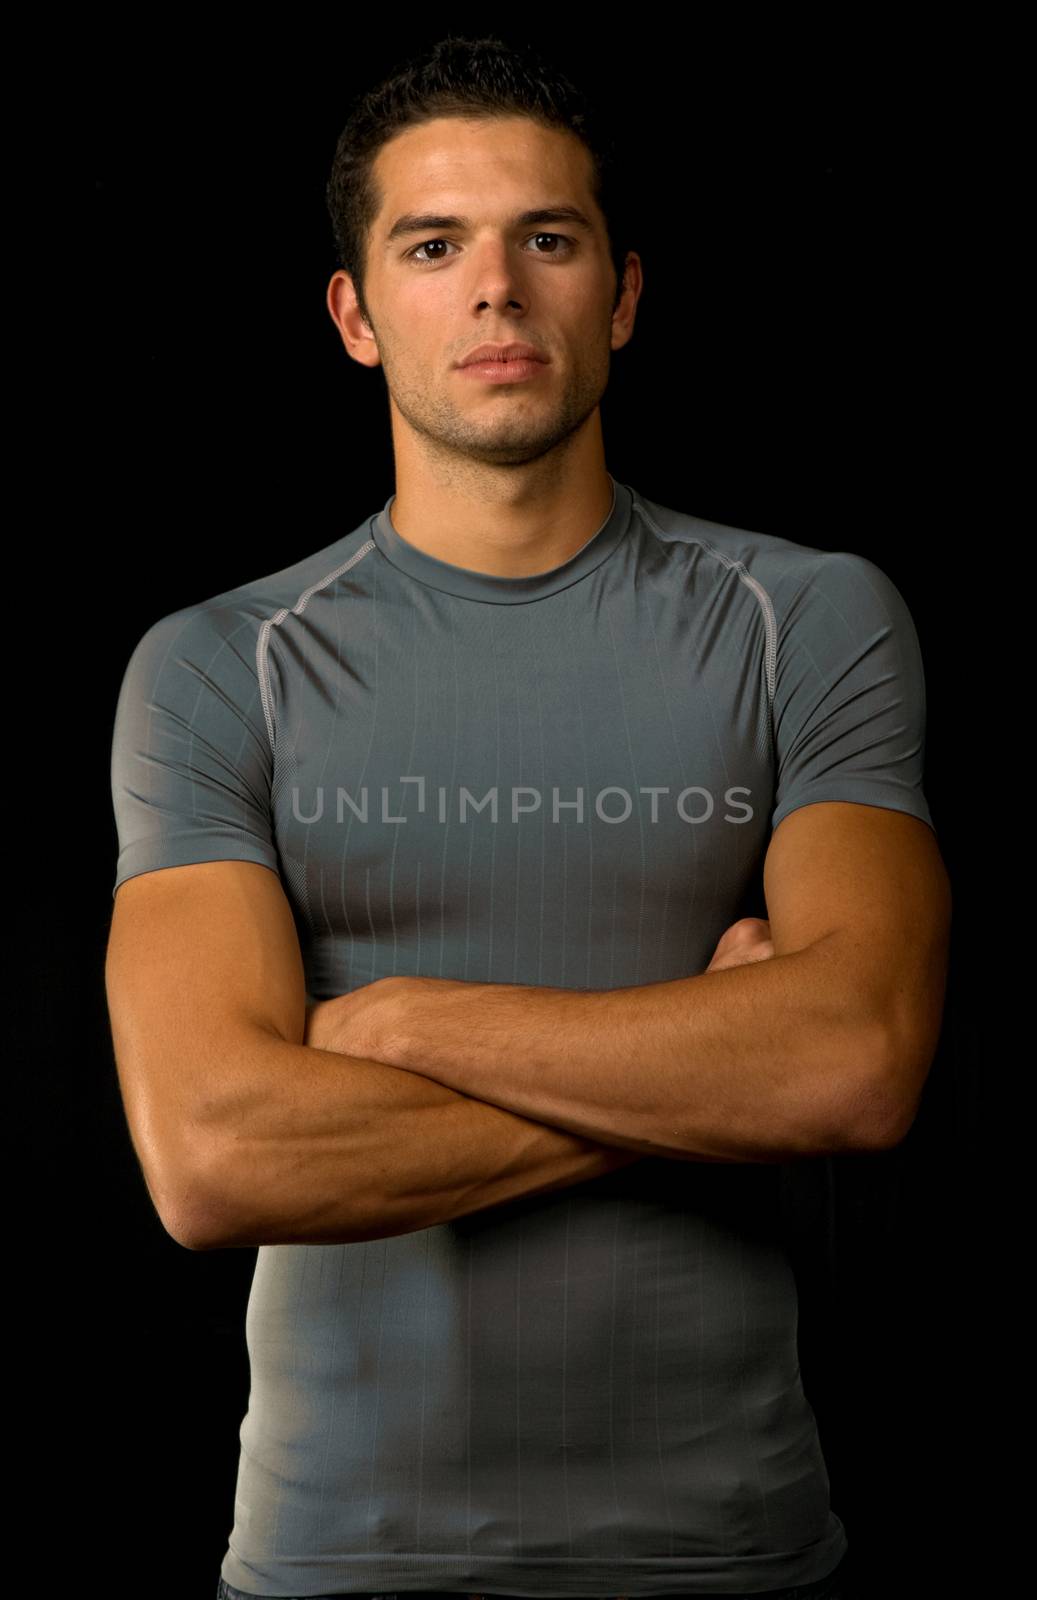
[{"xmin": 371, "ymin": 115, "xmax": 593, "ymax": 216}]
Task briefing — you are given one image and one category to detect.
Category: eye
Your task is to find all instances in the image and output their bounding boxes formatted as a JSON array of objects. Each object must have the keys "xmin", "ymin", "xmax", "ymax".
[
  {"xmin": 526, "ymin": 233, "xmax": 574, "ymax": 256},
  {"xmin": 408, "ymin": 238, "xmax": 456, "ymax": 263},
  {"xmin": 407, "ymin": 232, "xmax": 576, "ymax": 264}
]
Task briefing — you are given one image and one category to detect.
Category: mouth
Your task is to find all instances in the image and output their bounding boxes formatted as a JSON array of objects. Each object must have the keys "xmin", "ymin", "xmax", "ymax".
[
  {"xmin": 456, "ymin": 340, "xmax": 549, "ymax": 369},
  {"xmin": 457, "ymin": 356, "xmax": 550, "ymax": 384}
]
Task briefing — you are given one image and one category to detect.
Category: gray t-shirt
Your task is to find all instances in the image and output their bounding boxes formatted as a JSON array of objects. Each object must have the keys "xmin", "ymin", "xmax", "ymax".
[{"xmin": 110, "ymin": 475, "xmax": 933, "ymax": 1596}]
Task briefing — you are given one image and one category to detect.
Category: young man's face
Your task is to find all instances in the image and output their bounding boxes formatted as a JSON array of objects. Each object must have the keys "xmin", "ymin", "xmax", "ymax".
[{"xmin": 335, "ymin": 114, "xmax": 639, "ymax": 470}]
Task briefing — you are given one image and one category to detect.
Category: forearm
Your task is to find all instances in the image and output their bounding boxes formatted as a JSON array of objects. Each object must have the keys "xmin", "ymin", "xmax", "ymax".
[
  {"xmin": 197, "ymin": 1032, "xmax": 642, "ymax": 1250},
  {"xmin": 390, "ymin": 934, "xmax": 890, "ymax": 1162}
]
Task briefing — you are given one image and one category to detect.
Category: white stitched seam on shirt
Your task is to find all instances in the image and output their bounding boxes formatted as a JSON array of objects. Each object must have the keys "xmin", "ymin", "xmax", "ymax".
[
  {"xmin": 255, "ymin": 537, "xmax": 378, "ymax": 755},
  {"xmin": 631, "ymin": 494, "xmax": 778, "ymax": 710}
]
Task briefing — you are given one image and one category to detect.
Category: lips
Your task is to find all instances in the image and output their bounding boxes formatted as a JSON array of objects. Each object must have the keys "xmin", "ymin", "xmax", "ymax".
[{"xmin": 457, "ymin": 342, "xmax": 548, "ymax": 367}]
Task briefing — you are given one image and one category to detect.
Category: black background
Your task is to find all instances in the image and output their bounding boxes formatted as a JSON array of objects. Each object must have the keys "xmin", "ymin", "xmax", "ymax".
[{"xmin": 60, "ymin": 13, "xmax": 998, "ymax": 1597}]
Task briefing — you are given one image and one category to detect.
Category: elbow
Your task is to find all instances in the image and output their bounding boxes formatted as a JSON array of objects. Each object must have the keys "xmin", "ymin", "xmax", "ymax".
[
  {"xmin": 844, "ymin": 1015, "xmax": 937, "ymax": 1151},
  {"xmin": 165, "ymin": 1202, "xmax": 232, "ymax": 1253},
  {"xmin": 160, "ymin": 1187, "xmax": 232, "ymax": 1253},
  {"xmin": 152, "ymin": 1135, "xmax": 243, "ymax": 1252}
]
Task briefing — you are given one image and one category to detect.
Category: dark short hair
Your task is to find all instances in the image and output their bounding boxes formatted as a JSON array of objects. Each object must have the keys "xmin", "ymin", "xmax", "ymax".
[{"xmin": 325, "ymin": 33, "xmax": 636, "ymax": 327}]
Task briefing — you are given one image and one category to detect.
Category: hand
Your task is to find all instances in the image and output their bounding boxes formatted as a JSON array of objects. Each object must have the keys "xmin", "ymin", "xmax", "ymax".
[
  {"xmin": 705, "ymin": 916, "xmax": 775, "ymax": 972},
  {"xmin": 303, "ymin": 977, "xmax": 411, "ymax": 1066}
]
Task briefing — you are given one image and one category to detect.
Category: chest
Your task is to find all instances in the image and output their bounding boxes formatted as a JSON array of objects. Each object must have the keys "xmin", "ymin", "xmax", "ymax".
[{"xmin": 267, "ymin": 589, "xmax": 775, "ymax": 985}]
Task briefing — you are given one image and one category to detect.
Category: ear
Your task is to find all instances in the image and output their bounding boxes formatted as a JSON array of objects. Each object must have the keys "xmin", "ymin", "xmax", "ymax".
[{"xmin": 326, "ymin": 270, "xmax": 382, "ymax": 368}]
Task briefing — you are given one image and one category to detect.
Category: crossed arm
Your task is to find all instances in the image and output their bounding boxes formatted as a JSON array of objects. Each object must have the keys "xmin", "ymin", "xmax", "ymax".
[{"xmin": 307, "ymin": 802, "xmax": 952, "ymax": 1163}]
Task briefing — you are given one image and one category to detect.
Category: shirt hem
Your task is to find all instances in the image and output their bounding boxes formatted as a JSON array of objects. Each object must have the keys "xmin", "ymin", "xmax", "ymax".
[{"xmin": 221, "ymin": 1518, "xmax": 848, "ymax": 1597}]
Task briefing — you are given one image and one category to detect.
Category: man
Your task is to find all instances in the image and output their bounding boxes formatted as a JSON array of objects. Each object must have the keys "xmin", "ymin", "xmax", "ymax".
[{"xmin": 105, "ymin": 34, "xmax": 950, "ymax": 1600}]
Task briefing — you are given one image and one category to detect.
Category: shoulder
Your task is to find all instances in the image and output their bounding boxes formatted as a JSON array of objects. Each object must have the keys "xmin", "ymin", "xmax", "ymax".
[
  {"xmin": 627, "ymin": 485, "xmax": 912, "ymax": 627},
  {"xmin": 629, "ymin": 484, "xmax": 825, "ymax": 571}
]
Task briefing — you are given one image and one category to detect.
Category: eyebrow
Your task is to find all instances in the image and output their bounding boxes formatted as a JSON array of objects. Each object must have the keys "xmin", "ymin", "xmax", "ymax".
[{"xmin": 384, "ymin": 205, "xmax": 596, "ymax": 248}]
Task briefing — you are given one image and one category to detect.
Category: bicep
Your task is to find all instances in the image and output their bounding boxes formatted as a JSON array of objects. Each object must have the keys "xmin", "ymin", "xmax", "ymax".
[
  {"xmin": 763, "ymin": 801, "xmax": 952, "ymax": 1129},
  {"xmin": 105, "ymin": 859, "xmax": 307, "ymax": 1237}
]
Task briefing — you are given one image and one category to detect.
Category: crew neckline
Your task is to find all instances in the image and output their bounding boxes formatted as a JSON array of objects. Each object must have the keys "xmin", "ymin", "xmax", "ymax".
[{"xmin": 369, "ymin": 474, "xmax": 634, "ymax": 603}]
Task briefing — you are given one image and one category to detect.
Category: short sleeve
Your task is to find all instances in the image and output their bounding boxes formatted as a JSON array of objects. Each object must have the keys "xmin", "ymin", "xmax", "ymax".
[
  {"xmin": 110, "ymin": 604, "xmax": 281, "ymax": 897},
  {"xmin": 769, "ymin": 551, "xmax": 936, "ymax": 836}
]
